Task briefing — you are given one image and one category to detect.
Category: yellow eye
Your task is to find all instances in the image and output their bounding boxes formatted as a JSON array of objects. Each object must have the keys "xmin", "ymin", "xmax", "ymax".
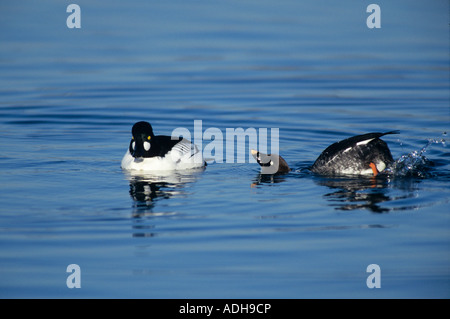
[
  {"xmin": 131, "ymin": 136, "xmax": 134, "ymax": 140},
  {"xmin": 147, "ymin": 136, "xmax": 151, "ymax": 140}
]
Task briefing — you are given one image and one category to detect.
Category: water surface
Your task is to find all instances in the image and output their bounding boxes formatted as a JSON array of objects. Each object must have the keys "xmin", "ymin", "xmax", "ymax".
[{"xmin": 0, "ymin": 0, "xmax": 449, "ymax": 298}]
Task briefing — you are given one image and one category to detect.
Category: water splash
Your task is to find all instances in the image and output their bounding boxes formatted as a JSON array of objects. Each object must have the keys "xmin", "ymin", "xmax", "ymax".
[{"xmin": 385, "ymin": 133, "xmax": 447, "ymax": 178}]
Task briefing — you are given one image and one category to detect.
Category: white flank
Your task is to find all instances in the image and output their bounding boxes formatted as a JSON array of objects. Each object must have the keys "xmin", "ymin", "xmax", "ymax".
[{"xmin": 121, "ymin": 138, "xmax": 204, "ymax": 171}]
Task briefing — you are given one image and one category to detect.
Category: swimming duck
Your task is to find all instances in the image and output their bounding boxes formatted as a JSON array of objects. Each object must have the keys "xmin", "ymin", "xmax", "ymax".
[
  {"xmin": 252, "ymin": 131, "xmax": 398, "ymax": 176},
  {"xmin": 251, "ymin": 149, "xmax": 291, "ymax": 174},
  {"xmin": 121, "ymin": 121, "xmax": 206, "ymax": 171}
]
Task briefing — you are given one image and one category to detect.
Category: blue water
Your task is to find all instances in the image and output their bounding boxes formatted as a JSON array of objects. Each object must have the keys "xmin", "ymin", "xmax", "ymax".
[{"xmin": 0, "ymin": 0, "xmax": 449, "ymax": 298}]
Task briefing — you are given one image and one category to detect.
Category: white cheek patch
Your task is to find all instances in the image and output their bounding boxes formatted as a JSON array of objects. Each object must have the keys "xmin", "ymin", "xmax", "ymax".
[
  {"xmin": 143, "ymin": 141, "xmax": 151, "ymax": 151},
  {"xmin": 131, "ymin": 141, "xmax": 136, "ymax": 150}
]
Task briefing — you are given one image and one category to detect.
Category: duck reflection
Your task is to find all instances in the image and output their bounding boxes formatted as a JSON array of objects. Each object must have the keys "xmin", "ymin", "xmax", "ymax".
[
  {"xmin": 251, "ymin": 172, "xmax": 288, "ymax": 187},
  {"xmin": 124, "ymin": 169, "xmax": 205, "ymax": 216},
  {"xmin": 124, "ymin": 169, "xmax": 204, "ymax": 237},
  {"xmin": 313, "ymin": 176, "xmax": 391, "ymax": 213},
  {"xmin": 314, "ymin": 175, "xmax": 423, "ymax": 213},
  {"xmin": 253, "ymin": 169, "xmax": 421, "ymax": 213}
]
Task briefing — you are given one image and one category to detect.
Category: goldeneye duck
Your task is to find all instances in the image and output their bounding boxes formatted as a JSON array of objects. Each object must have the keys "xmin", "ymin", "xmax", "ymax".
[
  {"xmin": 252, "ymin": 131, "xmax": 398, "ymax": 176},
  {"xmin": 121, "ymin": 121, "xmax": 206, "ymax": 171}
]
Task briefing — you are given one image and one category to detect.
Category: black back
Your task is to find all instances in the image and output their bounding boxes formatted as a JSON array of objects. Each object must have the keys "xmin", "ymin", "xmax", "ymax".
[{"xmin": 146, "ymin": 136, "xmax": 181, "ymax": 157}]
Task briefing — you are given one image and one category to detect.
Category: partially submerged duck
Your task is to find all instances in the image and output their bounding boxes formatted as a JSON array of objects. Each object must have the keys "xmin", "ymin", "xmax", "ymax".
[{"xmin": 252, "ymin": 131, "xmax": 398, "ymax": 176}]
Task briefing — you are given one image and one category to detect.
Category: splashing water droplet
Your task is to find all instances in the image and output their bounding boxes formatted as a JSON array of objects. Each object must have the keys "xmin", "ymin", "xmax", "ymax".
[{"xmin": 385, "ymin": 134, "xmax": 446, "ymax": 178}]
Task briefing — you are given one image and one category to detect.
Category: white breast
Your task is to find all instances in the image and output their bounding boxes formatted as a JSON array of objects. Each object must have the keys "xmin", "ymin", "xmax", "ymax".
[{"xmin": 121, "ymin": 139, "xmax": 204, "ymax": 171}]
